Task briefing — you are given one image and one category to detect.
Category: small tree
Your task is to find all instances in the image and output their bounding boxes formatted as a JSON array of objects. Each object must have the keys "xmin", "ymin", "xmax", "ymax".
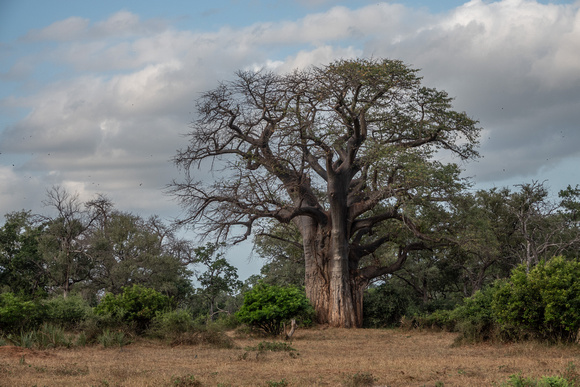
[
  {"xmin": 194, "ymin": 243, "xmax": 242, "ymax": 321},
  {"xmin": 95, "ymin": 284, "xmax": 173, "ymax": 331},
  {"xmin": 0, "ymin": 211, "xmax": 47, "ymax": 298},
  {"xmin": 236, "ymin": 282, "xmax": 313, "ymax": 335}
]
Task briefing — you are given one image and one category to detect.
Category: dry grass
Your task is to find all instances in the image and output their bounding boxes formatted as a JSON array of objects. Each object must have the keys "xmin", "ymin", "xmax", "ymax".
[{"xmin": 1, "ymin": 327, "xmax": 580, "ymax": 386}]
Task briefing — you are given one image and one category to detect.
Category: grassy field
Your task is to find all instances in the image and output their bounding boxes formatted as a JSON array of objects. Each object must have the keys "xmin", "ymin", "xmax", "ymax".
[{"xmin": 1, "ymin": 327, "xmax": 580, "ymax": 386}]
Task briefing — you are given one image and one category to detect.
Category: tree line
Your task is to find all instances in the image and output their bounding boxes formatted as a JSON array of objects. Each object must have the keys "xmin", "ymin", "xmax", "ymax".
[
  {"xmin": 0, "ymin": 186, "xmax": 243, "ymax": 321},
  {"xmin": 2, "ymin": 58, "xmax": 580, "ymax": 336}
]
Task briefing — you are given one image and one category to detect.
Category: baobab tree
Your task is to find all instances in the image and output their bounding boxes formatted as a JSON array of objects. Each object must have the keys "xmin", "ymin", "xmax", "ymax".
[{"xmin": 169, "ymin": 59, "xmax": 480, "ymax": 327}]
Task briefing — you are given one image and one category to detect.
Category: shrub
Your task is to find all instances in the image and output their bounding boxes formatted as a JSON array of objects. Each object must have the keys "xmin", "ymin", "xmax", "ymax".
[
  {"xmin": 5, "ymin": 323, "xmax": 75, "ymax": 349},
  {"xmin": 148, "ymin": 309, "xmax": 195, "ymax": 339},
  {"xmin": 0, "ymin": 292, "xmax": 45, "ymax": 333},
  {"xmin": 97, "ymin": 329, "xmax": 130, "ymax": 349},
  {"xmin": 419, "ymin": 256, "xmax": 580, "ymax": 344},
  {"xmin": 363, "ymin": 282, "xmax": 421, "ymax": 328},
  {"xmin": 236, "ymin": 282, "xmax": 314, "ymax": 336},
  {"xmin": 43, "ymin": 294, "xmax": 91, "ymax": 330},
  {"xmin": 343, "ymin": 371, "xmax": 377, "ymax": 387},
  {"xmin": 501, "ymin": 373, "xmax": 573, "ymax": 387},
  {"xmin": 170, "ymin": 374, "xmax": 203, "ymax": 387},
  {"xmin": 492, "ymin": 256, "xmax": 580, "ymax": 342},
  {"xmin": 95, "ymin": 285, "xmax": 173, "ymax": 332},
  {"xmin": 450, "ymin": 284, "xmax": 499, "ymax": 343}
]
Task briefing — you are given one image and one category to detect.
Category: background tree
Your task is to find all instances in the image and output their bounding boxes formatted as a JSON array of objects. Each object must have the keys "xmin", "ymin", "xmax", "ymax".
[
  {"xmin": 254, "ymin": 222, "xmax": 305, "ymax": 287},
  {"xmin": 448, "ymin": 188, "xmax": 519, "ymax": 296},
  {"xmin": 0, "ymin": 211, "xmax": 47, "ymax": 298},
  {"xmin": 505, "ymin": 182, "xmax": 580, "ymax": 272},
  {"xmin": 39, "ymin": 186, "xmax": 98, "ymax": 297},
  {"xmin": 80, "ymin": 195, "xmax": 194, "ymax": 302},
  {"xmin": 170, "ymin": 58, "xmax": 481, "ymax": 327},
  {"xmin": 193, "ymin": 243, "xmax": 242, "ymax": 321}
]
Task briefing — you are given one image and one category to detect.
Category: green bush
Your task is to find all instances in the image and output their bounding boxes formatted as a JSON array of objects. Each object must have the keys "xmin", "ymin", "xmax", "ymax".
[
  {"xmin": 450, "ymin": 284, "xmax": 499, "ymax": 343},
  {"xmin": 95, "ymin": 285, "xmax": 173, "ymax": 332},
  {"xmin": 414, "ymin": 309, "xmax": 455, "ymax": 331},
  {"xmin": 363, "ymin": 282, "xmax": 421, "ymax": 328},
  {"xmin": 0, "ymin": 292, "xmax": 45, "ymax": 333},
  {"xmin": 149, "ymin": 309, "xmax": 195, "ymax": 338},
  {"xmin": 43, "ymin": 294, "xmax": 91, "ymax": 330},
  {"xmin": 236, "ymin": 282, "xmax": 314, "ymax": 336},
  {"xmin": 419, "ymin": 256, "xmax": 580, "ymax": 344},
  {"xmin": 492, "ymin": 256, "xmax": 580, "ymax": 342}
]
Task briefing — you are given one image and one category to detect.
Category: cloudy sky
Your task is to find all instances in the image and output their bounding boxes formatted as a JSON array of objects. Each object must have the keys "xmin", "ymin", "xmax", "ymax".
[{"xmin": 1, "ymin": 0, "xmax": 579, "ymax": 278}]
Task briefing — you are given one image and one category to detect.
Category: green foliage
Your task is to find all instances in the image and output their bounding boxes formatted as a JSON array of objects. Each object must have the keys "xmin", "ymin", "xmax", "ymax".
[
  {"xmin": 266, "ymin": 379, "xmax": 288, "ymax": 387},
  {"xmin": 42, "ymin": 294, "xmax": 91, "ymax": 330},
  {"xmin": 170, "ymin": 374, "xmax": 203, "ymax": 387},
  {"xmin": 492, "ymin": 256, "xmax": 580, "ymax": 341},
  {"xmin": 6, "ymin": 330, "xmax": 36, "ymax": 348},
  {"xmin": 0, "ymin": 292, "xmax": 45, "ymax": 333},
  {"xmin": 5, "ymin": 323, "xmax": 75, "ymax": 349},
  {"xmin": 86, "ymin": 211, "xmax": 194, "ymax": 302},
  {"xmin": 448, "ymin": 284, "xmax": 499, "ymax": 343},
  {"xmin": 236, "ymin": 282, "xmax": 314, "ymax": 336},
  {"xmin": 501, "ymin": 373, "xmax": 574, "ymax": 387},
  {"xmin": 193, "ymin": 243, "xmax": 242, "ymax": 321},
  {"xmin": 418, "ymin": 256, "xmax": 580, "ymax": 343},
  {"xmin": 149, "ymin": 309, "xmax": 195, "ymax": 336},
  {"xmin": 254, "ymin": 222, "xmax": 305, "ymax": 288},
  {"xmin": 95, "ymin": 284, "xmax": 173, "ymax": 332},
  {"xmin": 363, "ymin": 281, "xmax": 421, "ymax": 328},
  {"xmin": 148, "ymin": 309, "xmax": 237, "ymax": 348},
  {"xmin": 0, "ymin": 211, "xmax": 47, "ymax": 298},
  {"xmin": 97, "ymin": 329, "xmax": 130, "ymax": 348}
]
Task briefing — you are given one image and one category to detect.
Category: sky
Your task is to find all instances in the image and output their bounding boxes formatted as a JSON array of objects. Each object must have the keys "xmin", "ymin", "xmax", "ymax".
[{"xmin": 1, "ymin": 0, "xmax": 579, "ymax": 280}]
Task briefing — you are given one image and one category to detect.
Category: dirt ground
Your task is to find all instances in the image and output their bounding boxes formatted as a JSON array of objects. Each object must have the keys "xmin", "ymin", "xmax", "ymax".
[{"xmin": 1, "ymin": 327, "xmax": 580, "ymax": 386}]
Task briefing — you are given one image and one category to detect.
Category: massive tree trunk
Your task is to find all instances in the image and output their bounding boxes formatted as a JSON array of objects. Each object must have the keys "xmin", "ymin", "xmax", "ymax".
[
  {"xmin": 295, "ymin": 172, "xmax": 366, "ymax": 328},
  {"xmin": 302, "ymin": 228, "xmax": 363, "ymax": 327}
]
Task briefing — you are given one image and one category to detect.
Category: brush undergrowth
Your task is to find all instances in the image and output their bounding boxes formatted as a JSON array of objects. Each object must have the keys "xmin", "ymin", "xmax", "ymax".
[{"xmin": 499, "ymin": 362, "xmax": 580, "ymax": 387}]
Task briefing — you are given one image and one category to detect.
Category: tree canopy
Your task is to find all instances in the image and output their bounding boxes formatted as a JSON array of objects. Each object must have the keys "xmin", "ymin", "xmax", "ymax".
[{"xmin": 170, "ymin": 58, "xmax": 481, "ymax": 327}]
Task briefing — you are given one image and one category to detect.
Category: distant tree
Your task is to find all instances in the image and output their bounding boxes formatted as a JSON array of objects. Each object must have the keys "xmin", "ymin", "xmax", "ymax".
[
  {"xmin": 449, "ymin": 188, "xmax": 519, "ymax": 295},
  {"xmin": 507, "ymin": 181, "xmax": 580, "ymax": 272},
  {"xmin": 0, "ymin": 211, "xmax": 47, "ymax": 298},
  {"xmin": 170, "ymin": 58, "xmax": 481, "ymax": 327},
  {"xmin": 39, "ymin": 186, "xmax": 98, "ymax": 297},
  {"xmin": 194, "ymin": 243, "xmax": 242, "ymax": 321},
  {"xmin": 254, "ymin": 222, "xmax": 305, "ymax": 287},
  {"xmin": 84, "ymin": 200, "xmax": 193, "ymax": 301}
]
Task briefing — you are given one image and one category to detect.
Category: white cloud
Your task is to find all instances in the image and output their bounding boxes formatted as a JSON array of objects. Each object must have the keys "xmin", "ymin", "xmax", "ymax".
[
  {"xmin": 23, "ymin": 16, "xmax": 90, "ymax": 41},
  {"xmin": 22, "ymin": 11, "xmax": 167, "ymax": 42}
]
